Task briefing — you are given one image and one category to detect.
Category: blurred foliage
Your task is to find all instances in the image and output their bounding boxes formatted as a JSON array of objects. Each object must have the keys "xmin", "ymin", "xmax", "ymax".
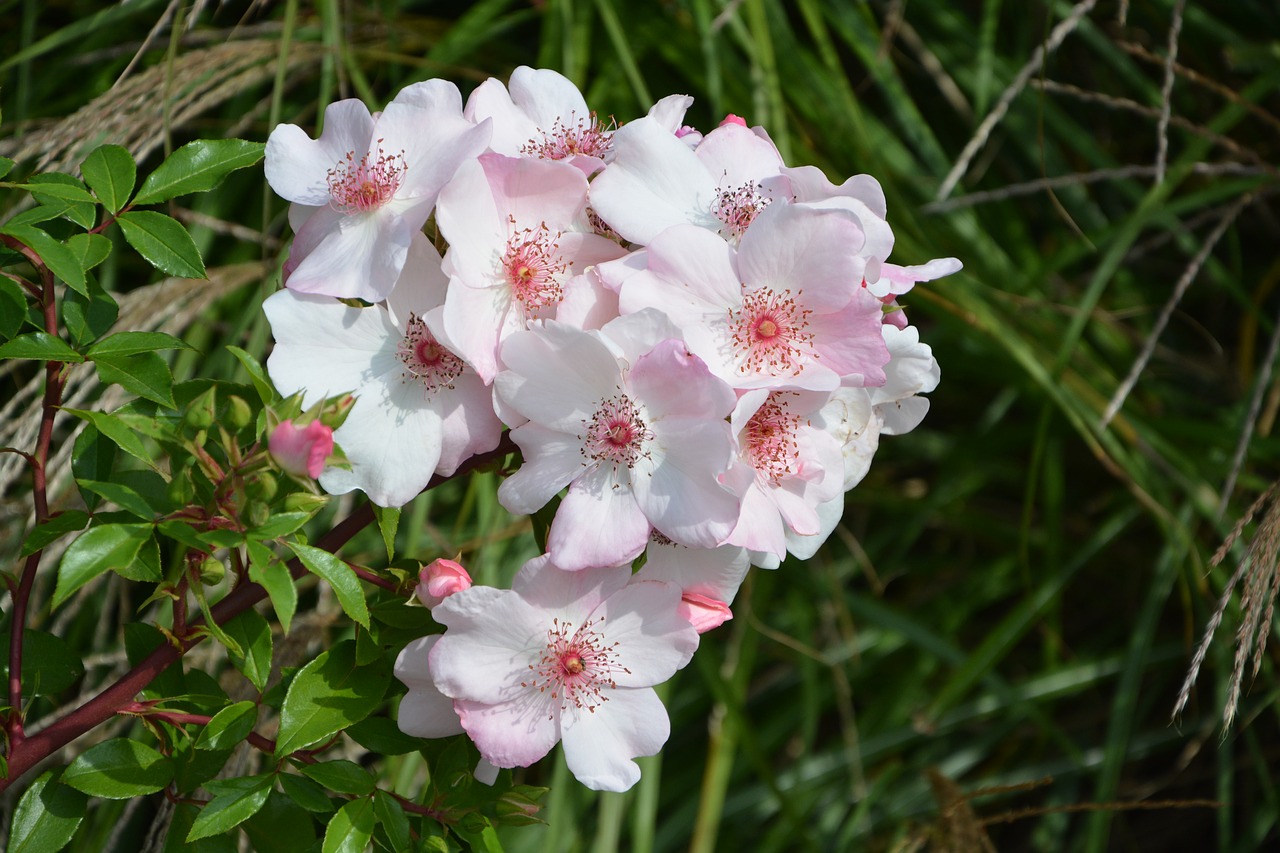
[{"xmin": 2, "ymin": 0, "xmax": 1280, "ymax": 850}]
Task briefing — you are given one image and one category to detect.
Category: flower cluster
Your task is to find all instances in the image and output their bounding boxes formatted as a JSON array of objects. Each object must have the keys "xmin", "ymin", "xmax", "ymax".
[{"xmin": 262, "ymin": 67, "xmax": 958, "ymax": 791}]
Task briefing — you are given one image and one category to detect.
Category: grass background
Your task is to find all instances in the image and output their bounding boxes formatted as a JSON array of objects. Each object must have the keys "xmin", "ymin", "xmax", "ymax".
[{"xmin": 3, "ymin": 0, "xmax": 1280, "ymax": 850}]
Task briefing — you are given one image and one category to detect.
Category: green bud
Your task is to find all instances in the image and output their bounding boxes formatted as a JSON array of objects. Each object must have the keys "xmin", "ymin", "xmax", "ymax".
[
  {"xmin": 284, "ymin": 492, "xmax": 329, "ymax": 514},
  {"xmin": 198, "ymin": 556, "xmax": 225, "ymax": 585},
  {"xmin": 225, "ymin": 395, "xmax": 253, "ymax": 430},
  {"xmin": 244, "ymin": 500, "xmax": 271, "ymax": 529},
  {"xmin": 183, "ymin": 387, "xmax": 217, "ymax": 430},
  {"xmin": 245, "ymin": 472, "xmax": 279, "ymax": 501}
]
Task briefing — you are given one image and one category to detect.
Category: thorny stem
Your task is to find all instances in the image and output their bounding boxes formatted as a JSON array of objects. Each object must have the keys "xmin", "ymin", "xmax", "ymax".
[
  {"xmin": 0, "ymin": 434, "xmax": 517, "ymax": 792},
  {"xmin": 3, "ymin": 234, "xmax": 65, "ymax": 752}
]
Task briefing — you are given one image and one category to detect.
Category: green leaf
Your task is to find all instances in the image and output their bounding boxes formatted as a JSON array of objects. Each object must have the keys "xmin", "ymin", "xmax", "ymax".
[
  {"xmin": 75, "ymin": 479, "xmax": 157, "ymax": 520},
  {"xmin": 65, "ymin": 233, "xmax": 112, "ymax": 272},
  {"xmin": 278, "ymin": 772, "xmax": 335, "ymax": 814},
  {"xmin": 8, "ymin": 769, "xmax": 88, "ymax": 853},
  {"xmin": 116, "ymin": 211, "xmax": 206, "ymax": 278},
  {"xmin": 165, "ymin": 803, "xmax": 238, "ymax": 853},
  {"xmin": 195, "ymin": 701, "xmax": 258, "ymax": 751},
  {"xmin": 187, "ymin": 774, "xmax": 273, "ymax": 842},
  {"xmin": 93, "ymin": 351, "xmax": 177, "ymax": 408},
  {"xmin": 321, "ymin": 798, "xmax": 375, "ymax": 853},
  {"xmin": 62, "ymin": 280, "xmax": 118, "ymax": 347},
  {"xmin": 20, "ymin": 510, "xmax": 90, "ymax": 556},
  {"xmin": 62, "ymin": 738, "xmax": 173, "ymax": 799},
  {"xmin": 243, "ymin": 792, "xmax": 319, "ymax": 853},
  {"xmin": 81, "ymin": 144, "xmax": 136, "ymax": 213},
  {"xmin": 25, "ymin": 173, "xmax": 96, "ymax": 230},
  {"xmin": 455, "ymin": 815, "xmax": 506, "ymax": 853},
  {"xmin": 88, "ymin": 331, "xmax": 192, "ymax": 358},
  {"xmin": 249, "ymin": 511, "xmax": 313, "ymax": 540},
  {"xmin": 248, "ymin": 541, "xmax": 297, "ymax": 634},
  {"xmin": 134, "ymin": 139, "xmax": 266, "ymax": 205},
  {"xmin": 274, "ymin": 641, "xmax": 391, "ymax": 758},
  {"xmin": 171, "ymin": 742, "xmax": 232, "ymax": 795},
  {"xmin": 0, "ymin": 630, "xmax": 86, "ymax": 696},
  {"xmin": 288, "ymin": 543, "xmax": 370, "ymax": 629},
  {"xmin": 224, "ymin": 610, "xmax": 272, "ymax": 692},
  {"xmin": 373, "ymin": 791, "xmax": 412, "ymax": 853},
  {"xmin": 0, "ymin": 225, "xmax": 87, "ymax": 294},
  {"xmin": 63, "ymin": 408, "xmax": 159, "ymax": 472},
  {"xmin": 346, "ymin": 717, "xmax": 431, "ymax": 756},
  {"xmin": 373, "ymin": 505, "xmax": 399, "ymax": 561},
  {"xmin": 227, "ymin": 345, "xmax": 277, "ymax": 406},
  {"xmin": 299, "ymin": 760, "xmax": 375, "ymax": 796},
  {"xmin": 0, "ymin": 278, "xmax": 27, "ymax": 340},
  {"xmin": 53, "ymin": 523, "xmax": 156, "ymax": 609},
  {"xmin": 0, "ymin": 157, "xmax": 13, "ymax": 180},
  {"xmin": 0, "ymin": 331, "xmax": 83, "ymax": 362}
]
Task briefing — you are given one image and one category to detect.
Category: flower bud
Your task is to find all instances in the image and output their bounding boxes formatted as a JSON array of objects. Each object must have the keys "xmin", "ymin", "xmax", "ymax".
[
  {"xmin": 269, "ymin": 419, "xmax": 334, "ymax": 478},
  {"xmin": 225, "ymin": 395, "xmax": 254, "ymax": 430},
  {"xmin": 416, "ymin": 558, "xmax": 472, "ymax": 609},
  {"xmin": 183, "ymin": 387, "xmax": 217, "ymax": 430},
  {"xmin": 244, "ymin": 500, "xmax": 271, "ymax": 529},
  {"xmin": 284, "ymin": 492, "xmax": 330, "ymax": 514},
  {"xmin": 719, "ymin": 113, "xmax": 747, "ymax": 127},
  {"xmin": 245, "ymin": 472, "xmax": 279, "ymax": 501},
  {"xmin": 198, "ymin": 556, "xmax": 226, "ymax": 585},
  {"xmin": 677, "ymin": 592, "xmax": 732, "ymax": 634}
]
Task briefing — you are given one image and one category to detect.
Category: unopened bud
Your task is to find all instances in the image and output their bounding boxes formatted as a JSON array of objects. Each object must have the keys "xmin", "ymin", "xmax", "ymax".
[
  {"xmin": 198, "ymin": 556, "xmax": 225, "ymax": 585},
  {"xmin": 183, "ymin": 387, "xmax": 217, "ymax": 430},
  {"xmin": 416, "ymin": 558, "xmax": 472, "ymax": 609},
  {"xmin": 225, "ymin": 395, "xmax": 254, "ymax": 430},
  {"xmin": 319, "ymin": 394, "xmax": 357, "ymax": 430},
  {"xmin": 245, "ymin": 471, "xmax": 279, "ymax": 501},
  {"xmin": 244, "ymin": 500, "xmax": 271, "ymax": 529},
  {"xmin": 718, "ymin": 114, "xmax": 747, "ymax": 127},
  {"xmin": 677, "ymin": 592, "xmax": 732, "ymax": 633},
  {"xmin": 284, "ymin": 492, "xmax": 329, "ymax": 514},
  {"xmin": 269, "ymin": 419, "xmax": 334, "ymax": 478}
]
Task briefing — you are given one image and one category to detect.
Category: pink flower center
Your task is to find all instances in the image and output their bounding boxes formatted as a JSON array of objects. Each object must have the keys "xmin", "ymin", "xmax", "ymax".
[
  {"xmin": 745, "ymin": 394, "xmax": 801, "ymax": 484},
  {"xmin": 522, "ymin": 112, "xmax": 615, "ymax": 161},
  {"xmin": 522, "ymin": 617, "xmax": 630, "ymax": 715},
  {"xmin": 326, "ymin": 142, "xmax": 406, "ymax": 214},
  {"xmin": 397, "ymin": 314, "xmax": 464, "ymax": 393},
  {"xmin": 713, "ymin": 180, "xmax": 771, "ymax": 240},
  {"xmin": 582, "ymin": 394, "xmax": 653, "ymax": 469},
  {"xmin": 728, "ymin": 288, "xmax": 814, "ymax": 376},
  {"xmin": 503, "ymin": 223, "xmax": 568, "ymax": 311}
]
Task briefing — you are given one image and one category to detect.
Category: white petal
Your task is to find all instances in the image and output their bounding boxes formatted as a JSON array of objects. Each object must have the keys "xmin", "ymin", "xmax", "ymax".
[
  {"xmin": 265, "ymin": 100, "xmax": 374, "ymax": 205},
  {"xmin": 495, "ymin": 322, "xmax": 621, "ymax": 431},
  {"xmin": 561, "ymin": 687, "xmax": 670, "ymax": 792},
  {"xmin": 430, "ymin": 587, "xmax": 549, "ymax": 705},
  {"xmin": 263, "ymin": 290, "xmax": 391, "ymax": 406},
  {"xmin": 547, "ymin": 467, "xmax": 651, "ymax": 571},
  {"xmin": 498, "ymin": 423, "xmax": 588, "ymax": 514}
]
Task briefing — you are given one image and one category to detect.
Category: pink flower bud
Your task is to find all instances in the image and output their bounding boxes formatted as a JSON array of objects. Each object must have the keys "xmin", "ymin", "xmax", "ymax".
[
  {"xmin": 677, "ymin": 592, "xmax": 732, "ymax": 634},
  {"xmin": 268, "ymin": 419, "xmax": 334, "ymax": 478},
  {"xmin": 674, "ymin": 125, "xmax": 700, "ymax": 138},
  {"xmin": 718, "ymin": 114, "xmax": 748, "ymax": 127},
  {"xmin": 417, "ymin": 558, "xmax": 472, "ymax": 608}
]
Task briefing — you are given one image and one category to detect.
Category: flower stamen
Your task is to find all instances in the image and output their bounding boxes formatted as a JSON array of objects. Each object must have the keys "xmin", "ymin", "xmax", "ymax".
[
  {"xmin": 397, "ymin": 313, "xmax": 464, "ymax": 394},
  {"xmin": 503, "ymin": 221, "xmax": 568, "ymax": 311},
  {"xmin": 728, "ymin": 288, "xmax": 814, "ymax": 376},
  {"xmin": 326, "ymin": 141, "xmax": 406, "ymax": 214}
]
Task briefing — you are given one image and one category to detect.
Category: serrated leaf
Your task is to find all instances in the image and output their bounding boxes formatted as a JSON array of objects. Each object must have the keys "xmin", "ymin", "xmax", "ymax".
[
  {"xmin": 165, "ymin": 803, "xmax": 238, "ymax": 853},
  {"xmin": 134, "ymin": 139, "xmax": 265, "ymax": 205},
  {"xmin": 248, "ymin": 547, "xmax": 297, "ymax": 634},
  {"xmin": 21, "ymin": 510, "xmax": 90, "ymax": 556},
  {"xmin": 0, "ymin": 278, "xmax": 27, "ymax": 340},
  {"xmin": 288, "ymin": 543, "xmax": 370, "ymax": 629},
  {"xmin": 321, "ymin": 798, "xmax": 374, "ymax": 853},
  {"xmin": 278, "ymin": 772, "xmax": 335, "ymax": 814},
  {"xmin": 65, "ymin": 232, "xmax": 112, "ymax": 271},
  {"xmin": 81, "ymin": 144, "xmax": 136, "ymax": 213},
  {"xmin": 0, "ymin": 157, "xmax": 13, "ymax": 180},
  {"xmin": 8, "ymin": 769, "xmax": 88, "ymax": 853},
  {"xmin": 53, "ymin": 523, "xmax": 155, "ymax": 609},
  {"xmin": 25, "ymin": 174, "xmax": 96, "ymax": 230},
  {"xmin": 223, "ymin": 610, "xmax": 272, "ymax": 692},
  {"xmin": 117, "ymin": 210, "xmax": 206, "ymax": 278},
  {"xmin": 1, "ymin": 225, "xmax": 87, "ymax": 293},
  {"xmin": 62, "ymin": 739, "xmax": 173, "ymax": 798},
  {"xmin": 75, "ymin": 479, "xmax": 157, "ymax": 520},
  {"xmin": 195, "ymin": 701, "xmax": 258, "ymax": 751},
  {"xmin": 299, "ymin": 760, "xmax": 375, "ymax": 796},
  {"xmin": 63, "ymin": 407, "xmax": 159, "ymax": 472},
  {"xmin": 18, "ymin": 180, "xmax": 97, "ymax": 204},
  {"xmin": 88, "ymin": 330, "xmax": 192, "ymax": 358},
  {"xmin": 0, "ymin": 629, "xmax": 86, "ymax": 696},
  {"xmin": 0, "ymin": 331, "xmax": 83, "ymax": 362},
  {"xmin": 274, "ymin": 641, "xmax": 390, "ymax": 758},
  {"xmin": 227, "ymin": 345, "xmax": 276, "ymax": 406},
  {"xmin": 372, "ymin": 505, "xmax": 399, "ymax": 561},
  {"xmin": 62, "ymin": 280, "xmax": 118, "ymax": 347},
  {"xmin": 250, "ymin": 511, "xmax": 313, "ymax": 540},
  {"xmin": 187, "ymin": 774, "xmax": 272, "ymax": 842},
  {"xmin": 244, "ymin": 792, "xmax": 319, "ymax": 853},
  {"xmin": 93, "ymin": 350, "xmax": 176, "ymax": 408},
  {"xmin": 373, "ymin": 790, "xmax": 412, "ymax": 853}
]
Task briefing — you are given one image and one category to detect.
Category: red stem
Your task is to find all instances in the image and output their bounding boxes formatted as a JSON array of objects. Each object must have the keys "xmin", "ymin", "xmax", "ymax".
[{"xmin": 0, "ymin": 435, "xmax": 516, "ymax": 791}]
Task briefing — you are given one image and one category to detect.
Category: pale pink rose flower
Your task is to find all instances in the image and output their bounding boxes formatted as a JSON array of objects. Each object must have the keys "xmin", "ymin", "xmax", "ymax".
[
  {"xmin": 268, "ymin": 419, "xmax": 334, "ymax": 479},
  {"xmin": 427, "ymin": 556, "xmax": 699, "ymax": 792},
  {"xmin": 416, "ymin": 558, "xmax": 473, "ymax": 609},
  {"xmin": 633, "ymin": 538, "xmax": 751, "ymax": 633}
]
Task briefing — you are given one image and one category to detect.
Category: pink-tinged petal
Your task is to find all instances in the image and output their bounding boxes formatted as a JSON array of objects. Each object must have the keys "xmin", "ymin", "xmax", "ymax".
[
  {"xmin": 263, "ymin": 290, "xmax": 389, "ymax": 407},
  {"xmin": 726, "ymin": 481, "xmax": 788, "ymax": 556},
  {"xmin": 455, "ymin": 697, "xmax": 561, "ymax": 769},
  {"xmin": 465, "ymin": 76, "xmax": 541, "ymax": 154},
  {"xmin": 782, "ymin": 495, "xmax": 845, "ymax": 562},
  {"xmin": 561, "ymin": 687, "xmax": 670, "ymax": 792},
  {"xmin": 495, "ymin": 322, "xmax": 622, "ymax": 430},
  {"xmin": 769, "ymin": 478, "xmax": 823, "ymax": 535},
  {"xmin": 269, "ymin": 420, "xmax": 333, "ymax": 478},
  {"xmin": 807, "ymin": 288, "xmax": 891, "ymax": 387},
  {"xmin": 645, "ymin": 94, "xmax": 694, "ymax": 133},
  {"xmin": 738, "ymin": 204, "xmax": 865, "ymax": 313},
  {"xmin": 555, "ymin": 269, "xmax": 620, "ymax": 331},
  {"xmin": 635, "ymin": 540, "xmax": 750, "ymax": 604},
  {"xmin": 439, "ymin": 276, "xmax": 512, "ymax": 384},
  {"xmin": 379, "ymin": 79, "xmax": 492, "ymax": 209},
  {"xmin": 557, "ymin": 231, "xmax": 630, "ymax": 273},
  {"xmin": 873, "ymin": 324, "xmax": 940, "ymax": 400},
  {"xmin": 480, "ymin": 154, "xmax": 590, "ymax": 231},
  {"xmin": 285, "ymin": 207, "xmax": 412, "ymax": 302},
  {"xmin": 597, "ymin": 309, "xmax": 684, "ymax": 367},
  {"xmin": 693, "ymin": 122, "xmax": 784, "ymax": 188},
  {"xmin": 635, "ymin": 417, "xmax": 740, "ymax": 548},
  {"xmin": 592, "ymin": 580, "xmax": 698, "ymax": 685},
  {"xmin": 781, "ymin": 165, "xmax": 888, "ymax": 219},
  {"xmin": 436, "ymin": 159, "xmax": 507, "ymax": 286},
  {"xmin": 508, "ymin": 67, "xmax": 592, "ymax": 135},
  {"xmin": 588, "ymin": 117, "xmax": 719, "ymax": 245},
  {"xmin": 395, "ymin": 637, "xmax": 465, "ymax": 738},
  {"xmin": 511, "ymin": 556, "xmax": 632, "ymax": 620},
  {"xmin": 498, "ymin": 423, "xmax": 588, "ymax": 513},
  {"xmin": 430, "ymin": 369, "xmax": 505, "ymax": 476},
  {"xmin": 628, "ymin": 339, "xmax": 735, "ymax": 422},
  {"xmin": 547, "ymin": 466, "xmax": 651, "ymax": 571},
  {"xmin": 620, "ymin": 224, "xmax": 741, "ymax": 316},
  {"xmin": 679, "ymin": 594, "xmax": 732, "ymax": 633},
  {"xmin": 595, "ymin": 250, "xmax": 649, "ymax": 294},
  {"xmin": 416, "ymin": 559, "xmax": 472, "ymax": 609},
  {"xmin": 872, "ymin": 256, "xmax": 963, "ymax": 297},
  {"xmin": 430, "ymin": 586, "xmax": 550, "ymax": 704},
  {"xmin": 265, "ymin": 100, "xmax": 375, "ymax": 205},
  {"xmin": 386, "ymin": 234, "xmax": 450, "ymax": 327}
]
